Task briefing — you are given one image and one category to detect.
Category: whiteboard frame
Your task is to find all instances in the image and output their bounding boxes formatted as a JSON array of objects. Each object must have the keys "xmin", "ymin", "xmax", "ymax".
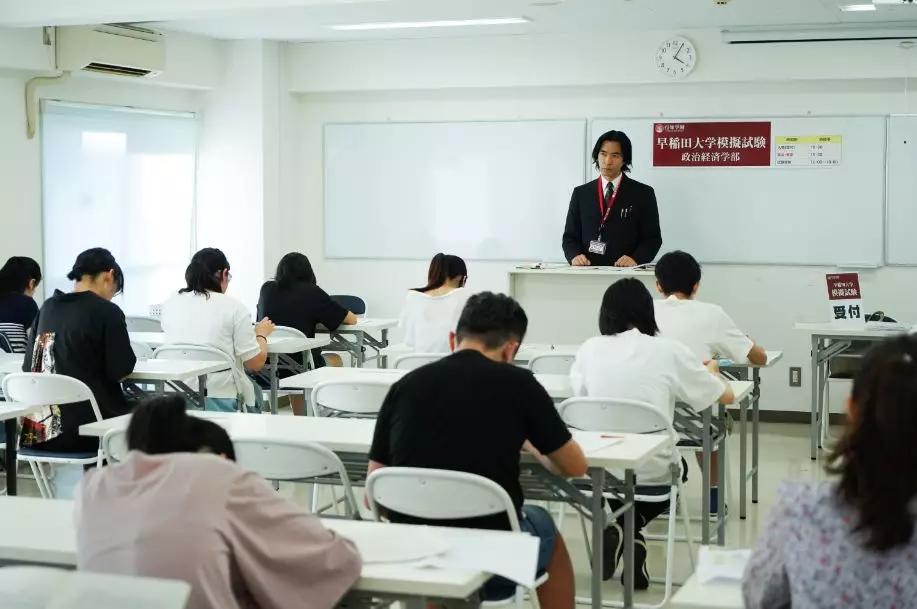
[
  {"xmin": 588, "ymin": 113, "xmax": 889, "ymax": 267},
  {"xmin": 322, "ymin": 118, "xmax": 589, "ymax": 262}
]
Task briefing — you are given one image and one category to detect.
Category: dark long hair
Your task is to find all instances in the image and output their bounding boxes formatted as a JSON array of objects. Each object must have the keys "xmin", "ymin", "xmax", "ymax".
[
  {"xmin": 67, "ymin": 248, "xmax": 123, "ymax": 294},
  {"xmin": 0, "ymin": 256, "xmax": 42, "ymax": 294},
  {"xmin": 275, "ymin": 252, "xmax": 317, "ymax": 288},
  {"xmin": 598, "ymin": 278, "xmax": 659, "ymax": 337},
  {"xmin": 826, "ymin": 335, "xmax": 917, "ymax": 551},
  {"xmin": 414, "ymin": 253, "xmax": 467, "ymax": 293},
  {"xmin": 127, "ymin": 395, "xmax": 236, "ymax": 460},
  {"xmin": 179, "ymin": 248, "xmax": 229, "ymax": 297},
  {"xmin": 592, "ymin": 130, "xmax": 633, "ymax": 174}
]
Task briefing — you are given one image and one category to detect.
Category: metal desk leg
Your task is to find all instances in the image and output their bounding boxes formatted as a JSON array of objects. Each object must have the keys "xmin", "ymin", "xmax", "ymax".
[
  {"xmin": 810, "ymin": 335, "xmax": 820, "ymax": 460},
  {"xmin": 816, "ymin": 340, "xmax": 827, "ymax": 451},
  {"xmin": 590, "ymin": 466, "xmax": 605, "ymax": 609},
  {"xmin": 4, "ymin": 418, "xmax": 17, "ymax": 496},
  {"xmin": 268, "ymin": 353, "xmax": 279, "ymax": 415},
  {"xmin": 356, "ymin": 332, "xmax": 366, "ymax": 368},
  {"xmin": 717, "ymin": 404, "xmax": 726, "ymax": 546},
  {"xmin": 305, "ymin": 388, "xmax": 314, "ymax": 417},
  {"xmin": 197, "ymin": 374, "xmax": 208, "ymax": 411},
  {"xmin": 701, "ymin": 407, "xmax": 712, "ymax": 545},
  {"xmin": 623, "ymin": 468, "xmax": 635, "ymax": 608},
  {"xmin": 752, "ymin": 368, "xmax": 761, "ymax": 504},
  {"xmin": 739, "ymin": 389, "xmax": 748, "ymax": 520},
  {"xmin": 380, "ymin": 329, "xmax": 389, "ymax": 369}
]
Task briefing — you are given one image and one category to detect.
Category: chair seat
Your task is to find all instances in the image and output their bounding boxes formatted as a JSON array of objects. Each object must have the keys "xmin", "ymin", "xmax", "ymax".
[{"xmin": 19, "ymin": 447, "xmax": 98, "ymax": 460}]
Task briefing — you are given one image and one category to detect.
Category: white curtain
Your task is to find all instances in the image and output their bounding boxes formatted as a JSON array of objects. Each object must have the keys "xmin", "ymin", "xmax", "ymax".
[{"xmin": 41, "ymin": 101, "xmax": 198, "ymax": 316}]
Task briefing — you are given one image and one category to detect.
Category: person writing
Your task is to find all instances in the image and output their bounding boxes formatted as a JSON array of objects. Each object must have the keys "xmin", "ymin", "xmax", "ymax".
[{"xmin": 562, "ymin": 130, "xmax": 662, "ymax": 267}]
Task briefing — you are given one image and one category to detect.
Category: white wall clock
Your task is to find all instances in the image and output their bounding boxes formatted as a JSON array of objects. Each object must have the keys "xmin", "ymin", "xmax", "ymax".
[{"xmin": 655, "ymin": 36, "xmax": 697, "ymax": 79}]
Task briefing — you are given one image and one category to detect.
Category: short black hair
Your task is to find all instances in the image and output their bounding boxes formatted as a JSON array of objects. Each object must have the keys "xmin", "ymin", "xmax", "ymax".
[
  {"xmin": 655, "ymin": 250, "xmax": 702, "ymax": 296},
  {"xmin": 592, "ymin": 130, "xmax": 633, "ymax": 174},
  {"xmin": 180, "ymin": 248, "xmax": 230, "ymax": 297},
  {"xmin": 455, "ymin": 291, "xmax": 527, "ymax": 349},
  {"xmin": 598, "ymin": 278, "xmax": 659, "ymax": 337},
  {"xmin": 275, "ymin": 252, "xmax": 317, "ymax": 288},
  {"xmin": 127, "ymin": 395, "xmax": 236, "ymax": 460},
  {"xmin": 67, "ymin": 248, "xmax": 123, "ymax": 294},
  {"xmin": 0, "ymin": 256, "xmax": 41, "ymax": 294}
]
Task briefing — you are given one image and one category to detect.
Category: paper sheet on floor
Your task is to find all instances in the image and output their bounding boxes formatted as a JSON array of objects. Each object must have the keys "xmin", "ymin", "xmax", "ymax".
[{"xmin": 695, "ymin": 546, "xmax": 752, "ymax": 584}]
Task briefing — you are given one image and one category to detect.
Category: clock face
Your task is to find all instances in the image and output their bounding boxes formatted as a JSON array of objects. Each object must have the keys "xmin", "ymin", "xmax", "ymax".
[{"xmin": 655, "ymin": 36, "xmax": 697, "ymax": 79}]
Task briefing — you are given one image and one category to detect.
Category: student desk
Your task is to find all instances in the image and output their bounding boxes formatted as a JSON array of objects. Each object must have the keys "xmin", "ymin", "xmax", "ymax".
[
  {"xmin": 794, "ymin": 323, "xmax": 909, "ymax": 460},
  {"xmin": 129, "ymin": 332, "xmax": 329, "ymax": 414},
  {"xmin": 0, "ymin": 496, "xmax": 535, "ymax": 609},
  {"xmin": 720, "ymin": 350, "xmax": 783, "ymax": 520},
  {"xmin": 316, "ymin": 318, "xmax": 398, "ymax": 368},
  {"xmin": 0, "ymin": 402, "xmax": 45, "ymax": 496},
  {"xmin": 669, "ymin": 573, "xmax": 743, "ymax": 609},
  {"xmin": 81, "ymin": 413, "xmax": 668, "ymax": 609}
]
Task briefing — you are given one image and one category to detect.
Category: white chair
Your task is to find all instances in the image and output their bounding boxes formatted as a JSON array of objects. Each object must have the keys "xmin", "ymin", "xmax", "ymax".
[
  {"xmin": 234, "ymin": 438, "xmax": 359, "ymax": 518},
  {"xmin": 126, "ymin": 316, "xmax": 162, "ymax": 332},
  {"xmin": 1, "ymin": 373, "xmax": 104, "ymax": 498},
  {"xmin": 366, "ymin": 467, "xmax": 546, "ymax": 609},
  {"xmin": 311, "ymin": 380, "xmax": 390, "ymax": 418},
  {"xmin": 153, "ymin": 344, "xmax": 237, "ymax": 410},
  {"xmin": 393, "ymin": 353, "xmax": 448, "ymax": 370},
  {"xmin": 102, "ymin": 427, "xmax": 129, "ymax": 463},
  {"xmin": 558, "ymin": 397, "xmax": 696, "ymax": 609},
  {"xmin": 528, "ymin": 354, "xmax": 575, "ymax": 375},
  {"xmin": 130, "ymin": 340, "xmax": 154, "ymax": 361}
]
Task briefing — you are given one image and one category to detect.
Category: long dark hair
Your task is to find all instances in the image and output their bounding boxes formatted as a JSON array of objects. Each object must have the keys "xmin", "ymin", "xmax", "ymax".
[
  {"xmin": 826, "ymin": 335, "xmax": 917, "ymax": 551},
  {"xmin": 67, "ymin": 248, "xmax": 123, "ymax": 294},
  {"xmin": 598, "ymin": 278, "xmax": 659, "ymax": 336},
  {"xmin": 275, "ymin": 252, "xmax": 317, "ymax": 288},
  {"xmin": 179, "ymin": 248, "xmax": 229, "ymax": 297},
  {"xmin": 414, "ymin": 253, "xmax": 467, "ymax": 293},
  {"xmin": 592, "ymin": 130, "xmax": 633, "ymax": 174},
  {"xmin": 0, "ymin": 256, "xmax": 42, "ymax": 294},
  {"xmin": 127, "ymin": 395, "xmax": 236, "ymax": 460}
]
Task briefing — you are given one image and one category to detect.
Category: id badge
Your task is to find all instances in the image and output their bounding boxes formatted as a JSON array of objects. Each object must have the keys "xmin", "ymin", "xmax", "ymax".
[{"xmin": 588, "ymin": 240, "xmax": 607, "ymax": 255}]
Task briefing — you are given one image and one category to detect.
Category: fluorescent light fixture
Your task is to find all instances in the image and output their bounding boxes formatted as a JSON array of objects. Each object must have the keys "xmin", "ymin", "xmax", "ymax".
[
  {"xmin": 840, "ymin": 4, "xmax": 877, "ymax": 11},
  {"xmin": 328, "ymin": 17, "xmax": 530, "ymax": 31}
]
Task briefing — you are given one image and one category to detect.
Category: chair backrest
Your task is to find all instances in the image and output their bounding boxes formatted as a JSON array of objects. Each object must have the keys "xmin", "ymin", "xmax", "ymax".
[
  {"xmin": 130, "ymin": 340, "xmax": 154, "ymax": 361},
  {"xmin": 0, "ymin": 332, "xmax": 12, "ymax": 354},
  {"xmin": 102, "ymin": 427, "xmax": 129, "ymax": 463},
  {"xmin": 312, "ymin": 380, "xmax": 390, "ymax": 417},
  {"xmin": 528, "ymin": 353, "xmax": 576, "ymax": 374},
  {"xmin": 271, "ymin": 325, "xmax": 309, "ymax": 341},
  {"xmin": 393, "ymin": 353, "xmax": 448, "ymax": 370},
  {"xmin": 558, "ymin": 397, "xmax": 679, "ymax": 456},
  {"xmin": 126, "ymin": 316, "xmax": 162, "ymax": 332},
  {"xmin": 234, "ymin": 438, "xmax": 358, "ymax": 517},
  {"xmin": 367, "ymin": 467, "xmax": 520, "ymax": 530},
  {"xmin": 153, "ymin": 344, "xmax": 233, "ymax": 365},
  {"xmin": 331, "ymin": 295, "xmax": 366, "ymax": 316},
  {"xmin": 1, "ymin": 372, "xmax": 103, "ymax": 422}
]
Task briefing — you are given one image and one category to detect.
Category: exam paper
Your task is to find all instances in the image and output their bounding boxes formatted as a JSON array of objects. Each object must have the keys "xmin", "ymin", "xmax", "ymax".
[{"xmin": 695, "ymin": 546, "xmax": 752, "ymax": 585}]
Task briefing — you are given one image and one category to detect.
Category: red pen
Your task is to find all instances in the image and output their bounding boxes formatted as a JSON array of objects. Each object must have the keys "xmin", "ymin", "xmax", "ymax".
[{"xmin": 600, "ymin": 434, "xmax": 622, "ymax": 439}]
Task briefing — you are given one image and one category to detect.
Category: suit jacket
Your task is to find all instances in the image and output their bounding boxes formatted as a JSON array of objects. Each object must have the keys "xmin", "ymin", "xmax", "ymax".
[{"xmin": 561, "ymin": 174, "xmax": 662, "ymax": 266}]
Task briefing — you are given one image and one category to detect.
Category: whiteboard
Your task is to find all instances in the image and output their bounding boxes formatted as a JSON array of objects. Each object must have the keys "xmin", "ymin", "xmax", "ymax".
[
  {"xmin": 590, "ymin": 116, "xmax": 886, "ymax": 266},
  {"xmin": 324, "ymin": 120, "xmax": 586, "ymax": 261},
  {"xmin": 886, "ymin": 115, "xmax": 917, "ymax": 265}
]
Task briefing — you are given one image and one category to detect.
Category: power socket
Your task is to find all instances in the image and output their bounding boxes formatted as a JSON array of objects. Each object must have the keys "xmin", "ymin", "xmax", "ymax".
[{"xmin": 789, "ymin": 366, "xmax": 802, "ymax": 387}]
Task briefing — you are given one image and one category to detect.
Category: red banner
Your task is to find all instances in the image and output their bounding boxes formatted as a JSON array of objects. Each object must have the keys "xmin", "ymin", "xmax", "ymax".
[
  {"xmin": 652, "ymin": 121, "xmax": 771, "ymax": 167},
  {"xmin": 826, "ymin": 273, "xmax": 861, "ymax": 301}
]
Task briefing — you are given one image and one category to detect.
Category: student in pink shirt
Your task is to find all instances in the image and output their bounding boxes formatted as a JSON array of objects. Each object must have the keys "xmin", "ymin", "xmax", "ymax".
[{"xmin": 75, "ymin": 396, "xmax": 361, "ymax": 609}]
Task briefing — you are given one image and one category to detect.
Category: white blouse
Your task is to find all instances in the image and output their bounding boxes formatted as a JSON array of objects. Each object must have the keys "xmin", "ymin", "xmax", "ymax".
[{"xmin": 399, "ymin": 287, "xmax": 470, "ymax": 353}]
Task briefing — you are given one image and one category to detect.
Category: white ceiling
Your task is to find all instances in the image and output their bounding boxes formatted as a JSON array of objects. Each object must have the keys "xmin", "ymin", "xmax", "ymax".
[{"xmin": 3, "ymin": 0, "xmax": 917, "ymax": 42}]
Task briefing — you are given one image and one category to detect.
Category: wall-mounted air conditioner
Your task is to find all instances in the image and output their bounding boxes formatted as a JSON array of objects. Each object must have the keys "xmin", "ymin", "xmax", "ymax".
[
  {"xmin": 722, "ymin": 22, "xmax": 917, "ymax": 44},
  {"xmin": 56, "ymin": 24, "xmax": 165, "ymax": 78}
]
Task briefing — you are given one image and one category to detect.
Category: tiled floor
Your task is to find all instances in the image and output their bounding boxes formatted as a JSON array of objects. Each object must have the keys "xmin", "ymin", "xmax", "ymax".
[{"xmin": 5, "ymin": 420, "xmax": 838, "ymax": 607}]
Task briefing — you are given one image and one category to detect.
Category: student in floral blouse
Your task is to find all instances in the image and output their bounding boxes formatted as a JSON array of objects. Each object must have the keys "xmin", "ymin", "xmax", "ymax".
[{"xmin": 744, "ymin": 335, "xmax": 917, "ymax": 608}]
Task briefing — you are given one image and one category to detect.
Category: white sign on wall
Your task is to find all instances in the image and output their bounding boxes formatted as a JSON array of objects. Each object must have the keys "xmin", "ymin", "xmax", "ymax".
[
  {"xmin": 776, "ymin": 135, "xmax": 842, "ymax": 167},
  {"xmin": 826, "ymin": 273, "xmax": 864, "ymax": 327}
]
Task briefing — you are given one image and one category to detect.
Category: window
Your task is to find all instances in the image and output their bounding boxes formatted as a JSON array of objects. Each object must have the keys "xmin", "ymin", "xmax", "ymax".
[{"xmin": 41, "ymin": 101, "xmax": 198, "ymax": 315}]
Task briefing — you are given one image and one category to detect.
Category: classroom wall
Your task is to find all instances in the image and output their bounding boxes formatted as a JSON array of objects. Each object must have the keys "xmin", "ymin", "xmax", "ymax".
[{"xmin": 275, "ymin": 28, "xmax": 917, "ymax": 413}]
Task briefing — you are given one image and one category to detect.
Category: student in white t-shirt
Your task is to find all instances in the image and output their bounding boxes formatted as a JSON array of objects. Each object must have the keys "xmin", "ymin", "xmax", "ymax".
[
  {"xmin": 653, "ymin": 250, "xmax": 766, "ymax": 514},
  {"xmin": 653, "ymin": 250, "xmax": 766, "ymax": 365},
  {"xmin": 161, "ymin": 248, "xmax": 275, "ymax": 412},
  {"xmin": 399, "ymin": 253, "xmax": 470, "ymax": 353},
  {"xmin": 570, "ymin": 278, "xmax": 734, "ymax": 590}
]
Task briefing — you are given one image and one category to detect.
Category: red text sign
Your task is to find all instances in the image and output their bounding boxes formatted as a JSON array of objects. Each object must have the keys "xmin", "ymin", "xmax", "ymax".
[
  {"xmin": 826, "ymin": 273, "xmax": 862, "ymax": 301},
  {"xmin": 652, "ymin": 121, "xmax": 772, "ymax": 167}
]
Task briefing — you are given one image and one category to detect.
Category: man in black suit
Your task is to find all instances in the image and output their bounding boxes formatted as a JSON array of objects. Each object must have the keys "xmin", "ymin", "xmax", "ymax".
[{"xmin": 562, "ymin": 130, "xmax": 662, "ymax": 267}]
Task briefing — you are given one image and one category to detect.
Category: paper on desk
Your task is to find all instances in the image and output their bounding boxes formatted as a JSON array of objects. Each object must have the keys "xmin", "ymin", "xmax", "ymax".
[
  {"xmin": 695, "ymin": 546, "xmax": 752, "ymax": 585},
  {"xmin": 351, "ymin": 525, "xmax": 451, "ymax": 564},
  {"xmin": 413, "ymin": 530, "xmax": 540, "ymax": 588},
  {"xmin": 573, "ymin": 432, "xmax": 624, "ymax": 455}
]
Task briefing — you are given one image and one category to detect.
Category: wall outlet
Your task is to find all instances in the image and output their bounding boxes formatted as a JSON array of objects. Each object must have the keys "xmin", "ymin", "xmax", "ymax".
[{"xmin": 789, "ymin": 366, "xmax": 802, "ymax": 387}]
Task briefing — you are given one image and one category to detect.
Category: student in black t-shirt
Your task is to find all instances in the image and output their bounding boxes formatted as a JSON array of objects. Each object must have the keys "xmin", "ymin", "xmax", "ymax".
[
  {"xmin": 0, "ymin": 256, "xmax": 42, "ymax": 353},
  {"xmin": 369, "ymin": 292, "xmax": 587, "ymax": 609},
  {"xmin": 257, "ymin": 252, "xmax": 357, "ymax": 415},
  {"xmin": 22, "ymin": 248, "xmax": 136, "ymax": 453}
]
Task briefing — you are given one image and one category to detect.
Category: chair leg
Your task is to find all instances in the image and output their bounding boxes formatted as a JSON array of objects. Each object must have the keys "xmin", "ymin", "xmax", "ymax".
[
  {"xmin": 27, "ymin": 461, "xmax": 48, "ymax": 498},
  {"xmin": 38, "ymin": 463, "xmax": 55, "ymax": 499},
  {"xmin": 661, "ymin": 490, "xmax": 678, "ymax": 607},
  {"xmin": 677, "ymin": 478, "xmax": 696, "ymax": 571}
]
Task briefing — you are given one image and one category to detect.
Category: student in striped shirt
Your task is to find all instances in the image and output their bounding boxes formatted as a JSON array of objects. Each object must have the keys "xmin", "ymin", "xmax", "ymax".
[{"xmin": 0, "ymin": 256, "xmax": 41, "ymax": 353}]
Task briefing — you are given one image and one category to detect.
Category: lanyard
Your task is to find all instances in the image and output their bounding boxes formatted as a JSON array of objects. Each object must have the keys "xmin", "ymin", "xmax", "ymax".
[{"xmin": 597, "ymin": 176, "xmax": 623, "ymax": 229}]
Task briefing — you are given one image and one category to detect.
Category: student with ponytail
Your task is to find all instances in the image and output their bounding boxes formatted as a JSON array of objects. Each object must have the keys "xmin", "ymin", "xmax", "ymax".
[
  {"xmin": 744, "ymin": 334, "xmax": 917, "ymax": 608},
  {"xmin": 76, "ymin": 395, "xmax": 362, "ymax": 609},
  {"xmin": 0, "ymin": 256, "xmax": 42, "ymax": 352},
  {"xmin": 161, "ymin": 248, "xmax": 275, "ymax": 412},
  {"xmin": 399, "ymin": 253, "xmax": 469, "ymax": 353}
]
